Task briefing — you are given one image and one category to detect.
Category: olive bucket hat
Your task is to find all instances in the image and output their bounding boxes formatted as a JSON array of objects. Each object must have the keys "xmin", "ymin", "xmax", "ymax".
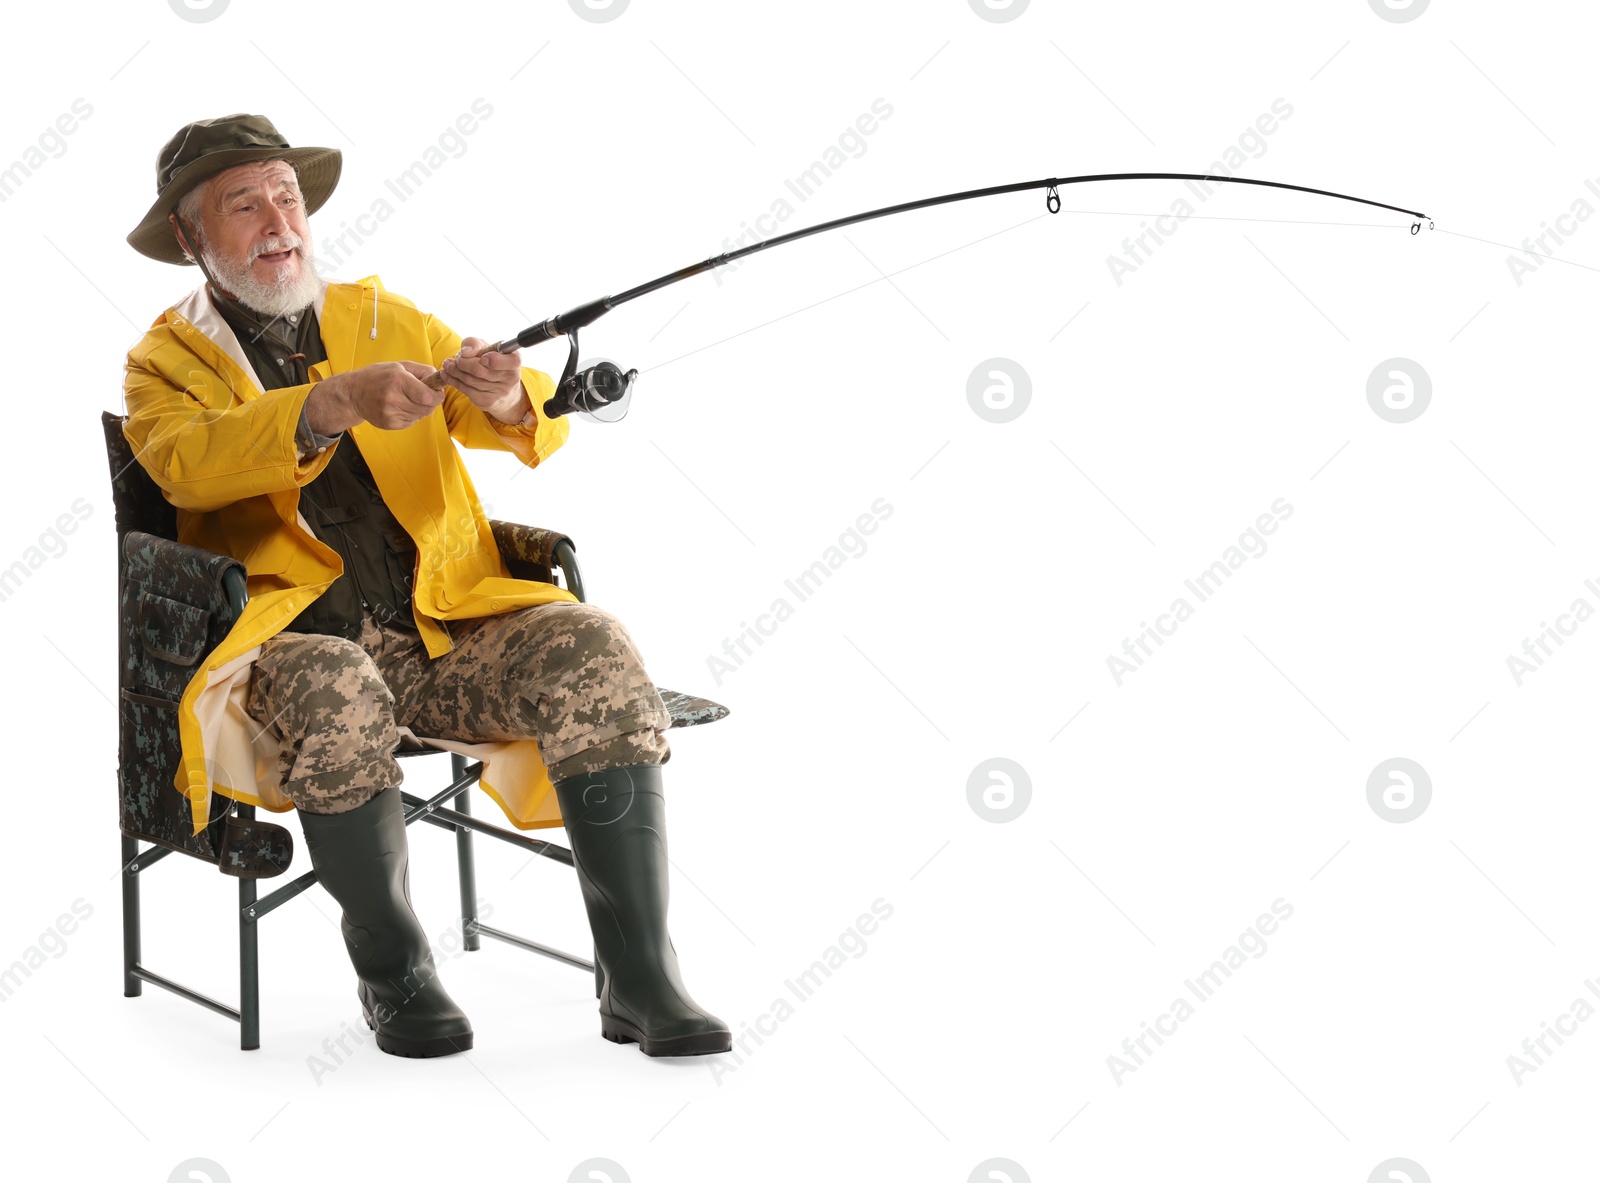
[{"xmin": 126, "ymin": 112, "xmax": 341, "ymax": 266}]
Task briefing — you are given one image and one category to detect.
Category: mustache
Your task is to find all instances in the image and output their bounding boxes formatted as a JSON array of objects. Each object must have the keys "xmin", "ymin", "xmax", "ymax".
[{"xmin": 250, "ymin": 234, "xmax": 303, "ymax": 260}]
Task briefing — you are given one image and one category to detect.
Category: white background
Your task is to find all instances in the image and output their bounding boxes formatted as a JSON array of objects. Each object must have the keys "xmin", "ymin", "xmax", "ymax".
[{"xmin": 0, "ymin": 0, "xmax": 1595, "ymax": 1180}]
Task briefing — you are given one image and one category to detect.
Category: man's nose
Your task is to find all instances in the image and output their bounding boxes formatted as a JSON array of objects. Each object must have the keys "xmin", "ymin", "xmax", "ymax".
[{"xmin": 260, "ymin": 202, "xmax": 291, "ymax": 238}]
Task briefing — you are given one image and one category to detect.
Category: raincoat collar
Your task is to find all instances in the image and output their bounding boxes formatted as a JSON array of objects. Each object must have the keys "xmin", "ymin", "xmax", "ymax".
[{"xmin": 173, "ymin": 276, "xmax": 333, "ymax": 392}]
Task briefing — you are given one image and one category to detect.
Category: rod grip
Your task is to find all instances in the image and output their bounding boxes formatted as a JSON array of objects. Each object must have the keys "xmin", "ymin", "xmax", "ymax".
[
  {"xmin": 494, "ymin": 296, "xmax": 612, "ymax": 353},
  {"xmin": 553, "ymin": 295, "xmax": 612, "ymax": 334}
]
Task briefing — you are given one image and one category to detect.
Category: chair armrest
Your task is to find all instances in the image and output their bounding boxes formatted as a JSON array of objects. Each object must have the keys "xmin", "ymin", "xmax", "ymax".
[
  {"xmin": 490, "ymin": 520, "xmax": 584, "ymax": 603},
  {"xmin": 117, "ymin": 531, "xmax": 250, "ymax": 864},
  {"xmin": 122, "ymin": 531, "xmax": 248, "ymax": 621}
]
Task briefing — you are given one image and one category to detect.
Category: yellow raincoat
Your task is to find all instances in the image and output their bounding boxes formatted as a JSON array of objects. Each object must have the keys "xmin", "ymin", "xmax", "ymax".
[{"xmin": 123, "ymin": 275, "xmax": 580, "ymax": 836}]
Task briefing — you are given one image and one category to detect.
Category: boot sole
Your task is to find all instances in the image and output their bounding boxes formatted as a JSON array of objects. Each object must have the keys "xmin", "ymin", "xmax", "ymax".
[
  {"xmin": 363, "ymin": 1009, "xmax": 473, "ymax": 1058},
  {"xmin": 601, "ymin": 1015, "xmax": 732, "ymax": 1057}
]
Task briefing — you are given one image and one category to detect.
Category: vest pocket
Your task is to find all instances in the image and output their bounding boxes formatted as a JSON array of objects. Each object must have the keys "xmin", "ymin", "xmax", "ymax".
[{"xmin": 382, "ymin": 537, "xmax": 421, "ymax": 631}]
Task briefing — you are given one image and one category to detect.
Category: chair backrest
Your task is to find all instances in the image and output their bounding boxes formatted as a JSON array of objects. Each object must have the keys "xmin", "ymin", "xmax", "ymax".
[
  {"xmin": 104, "ymin": 410, "xmax": 231, "ymax": 861},
  {"xmin": 102, "ymin": 411, "xmax": 178, "ymax": 542}
]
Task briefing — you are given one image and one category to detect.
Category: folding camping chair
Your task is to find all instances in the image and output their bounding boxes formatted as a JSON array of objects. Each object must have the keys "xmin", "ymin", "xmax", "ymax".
[{"xmin": 102, "ymin": 411, "xmax": 728, "ymax": 1049}]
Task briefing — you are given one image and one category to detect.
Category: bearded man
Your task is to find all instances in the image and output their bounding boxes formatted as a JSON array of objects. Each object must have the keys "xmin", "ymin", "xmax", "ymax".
[{"xmin": 121, "ymin": 113, "xmax": 730, "ymax": 1059}]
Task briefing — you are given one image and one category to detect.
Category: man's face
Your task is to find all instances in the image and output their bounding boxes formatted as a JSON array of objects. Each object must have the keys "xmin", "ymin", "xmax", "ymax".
[{"xmin": 171, "ymin": 158, "xmax": 321, "ymax": 317}]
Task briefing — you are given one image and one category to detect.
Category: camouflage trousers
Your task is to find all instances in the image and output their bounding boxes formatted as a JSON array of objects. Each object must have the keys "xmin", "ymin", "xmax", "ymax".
[{"xmin": 244, "ymin": 601, "xmax": 672, "ymax": 814}]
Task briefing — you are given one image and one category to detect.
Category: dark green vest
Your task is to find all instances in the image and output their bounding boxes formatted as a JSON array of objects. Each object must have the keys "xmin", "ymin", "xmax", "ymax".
[
  {"xmin": 292, "ymin": 443, "xmax": 421, "ymax": 637},
  {"xmin": 213, "ymin": 291, "xmax": 420, "ymax": 639}
]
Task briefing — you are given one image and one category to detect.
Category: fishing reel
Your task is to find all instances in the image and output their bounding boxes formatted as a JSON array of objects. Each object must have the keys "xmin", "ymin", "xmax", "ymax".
[{"xmin": 542, "ymin": 328, "xmax": 637, "ymax": 422}]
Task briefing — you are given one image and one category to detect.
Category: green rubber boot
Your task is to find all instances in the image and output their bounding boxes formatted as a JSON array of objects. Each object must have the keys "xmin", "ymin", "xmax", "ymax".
[
  {"xmin": 554, "ymin": 764, "xmax": 731, "ymax": 1057},
  {"xmin": 300, "ymin": 787, "xmax": 473, "ymax": 1058}
]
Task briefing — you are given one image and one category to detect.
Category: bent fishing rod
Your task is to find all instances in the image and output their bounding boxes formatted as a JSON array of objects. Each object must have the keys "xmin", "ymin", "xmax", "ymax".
[{"xmin": 436, "ymin": 172, "xmax": 1433, "ymax": 418}]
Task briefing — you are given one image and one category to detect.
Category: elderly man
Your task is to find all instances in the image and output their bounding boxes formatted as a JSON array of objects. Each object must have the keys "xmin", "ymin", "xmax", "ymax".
[{"xmin": 122, "ymin": 113, "xmax": 729, "ymax": 1059}]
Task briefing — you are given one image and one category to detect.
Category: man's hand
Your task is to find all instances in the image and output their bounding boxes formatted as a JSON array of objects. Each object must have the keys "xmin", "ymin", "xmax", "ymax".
[
  {"xmin": 437, "ymin": 337, "xmax": 531, "ymax": 424},
  {"xmin": 306, "ymin": 360, "xmax": 444, "ymax": 433}
]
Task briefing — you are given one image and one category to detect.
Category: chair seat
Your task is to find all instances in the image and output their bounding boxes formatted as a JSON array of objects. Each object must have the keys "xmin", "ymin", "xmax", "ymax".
[{"xmin": 655, "ymin": 687, "xmax": 730, "ymax": 728}]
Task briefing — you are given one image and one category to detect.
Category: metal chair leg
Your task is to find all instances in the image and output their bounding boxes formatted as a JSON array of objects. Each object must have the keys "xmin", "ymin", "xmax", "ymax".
[
  {"xmin": 121, "ymin": 834, "xmax": 141, "ymax": 997},
  {"xmin": 595, "ymin": 947, "xmax": 602, "ymax": 999},
  {"xmin": 453, "ymin": 754, "xmax": 480, "ymax": 952},
  {"xmin": 237, "ymin": 804, "xmax": 260, "ymax": 1051}
]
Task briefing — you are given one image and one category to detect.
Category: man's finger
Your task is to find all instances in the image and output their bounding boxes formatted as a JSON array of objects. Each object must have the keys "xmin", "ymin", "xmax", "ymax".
[
  {"xmin": 476, "ymin": 348, "xmax": 522, "ymax": 371},
  {"xmin": 442, "ymin": 371, "xmax": 500, "ymax": 400},
  {"xmin": 398, "ymin": 359, "xmax": 449, "ymax": 393},
  {"xmin": 450, "ymin": 342, "xmax": 519, "ymax": 373},
  {"xmin": 446, "ymin": 355, "xmax": 519, "ymax": 390},
  {"xmin": 445, "ymin": 354, "xmax": 492, "ymax": 381},
  {"xmin": 396, "ymin": 371, "xmax": 445, "ymax": 408}
]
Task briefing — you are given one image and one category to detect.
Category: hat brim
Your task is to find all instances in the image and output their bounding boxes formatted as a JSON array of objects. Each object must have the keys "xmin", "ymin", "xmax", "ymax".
[{"xmin": 126, "ymin": 145, "xmax": 342, "ymax": 266}]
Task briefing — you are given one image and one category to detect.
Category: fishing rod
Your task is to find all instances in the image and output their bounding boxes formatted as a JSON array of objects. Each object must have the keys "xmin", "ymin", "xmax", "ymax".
[{"xmin": 435, "ymin": 172, "xmax": 1433, "ymax": 418}]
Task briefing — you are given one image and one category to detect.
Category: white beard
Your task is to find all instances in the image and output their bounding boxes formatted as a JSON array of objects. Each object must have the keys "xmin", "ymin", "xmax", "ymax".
[{"xmin": 202, "ymin": 229, "xmax": 322, "ymax": 320}]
